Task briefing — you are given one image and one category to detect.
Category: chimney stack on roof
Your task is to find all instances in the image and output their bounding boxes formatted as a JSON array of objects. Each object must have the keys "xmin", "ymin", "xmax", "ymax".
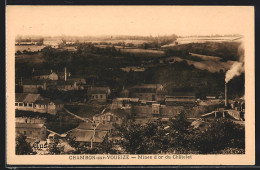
[{"xmin": 225, "ymin": 82, "xmax": 228, "ymax": 107}]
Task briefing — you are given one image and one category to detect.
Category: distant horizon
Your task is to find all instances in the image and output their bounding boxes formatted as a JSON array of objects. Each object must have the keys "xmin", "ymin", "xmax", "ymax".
[
  {"xmin": 7, "ymin": 6, "xmax": 252, "ymax": 38},
  {"xmin": 15, "ymin": 33, "xmax": 244, "ymax": 39}
]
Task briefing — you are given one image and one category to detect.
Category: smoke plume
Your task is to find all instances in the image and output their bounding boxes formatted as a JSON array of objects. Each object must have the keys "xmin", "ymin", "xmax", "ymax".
[{"xmin": 225, "ymin": 42, "xmax": 245, "ymax": 83}]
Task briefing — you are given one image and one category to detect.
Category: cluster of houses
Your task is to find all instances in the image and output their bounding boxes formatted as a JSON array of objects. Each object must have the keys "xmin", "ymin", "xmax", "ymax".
[
  {"xmin": 19, "ymin": 68, "xmax": 86, "ymax": 93},
  {"xmin": 15, "ymin": 109, "xmax": 127, "ymax": 152},
  {"xmin": 15, "ymin": 93, "xmax": 64, "ymax": 115},
  {"xmin": 16, "ymin": 117, "xmax": 47, "ymax": 143},
  {"xmin": 16, "ymin": 74, "xmax": 229, "ymax": 153}
]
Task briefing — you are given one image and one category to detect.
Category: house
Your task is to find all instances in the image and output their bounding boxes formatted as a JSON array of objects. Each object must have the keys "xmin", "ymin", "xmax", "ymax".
[
  {"xmin": 120, "ymin": 66, "xmax": 146, "ymax": 72},
  {"xmin": 71, "ymin": 130, "xmax": 108, "ymax": 144},
  {"xmin": 16, "ymin": 118, "xmax": 47, "ymax": 141},
  {"xmin": 87, "ymin": 86, "xmax": 111, "ymax": 102},
  {"xmin": 165, "ymin": 91, "xmax": 196, "ymax": 107},
  {"xmin": 34, "ymin": 99, "xmax": 64, "ymax": 115},
  {"xmin": 15, "ymin": 93, "xmax": 64, "ymax": 115},
  {"xmin": 152, "ymin": 104, "xmax": 160, "ymax": 116},
  {"xmin": 22, "ymin": 79, "xmax": 46, "ymax": 93},
  {"xmin": 130, "ymin": 84, "xmax": 165, "ymax": 101},
  {"xmin": 15, "ymin": 93, "xmax": 44, "ymax": 112},
  {"xmin": 70, "ymin": 122, "xmax": 114, "ymax": 146},
  {"xmin": 206, "ymin": 96, "xmax": 217, "ymax": 100},
  {"xmin": 15, "ymin": 117, "xmax": 46, "ymax": 124},
  {"xmin": 67, "ymin": 78, "xmax": 86, "ymax": 85},
  {"xmin": 43, "ymin": 39, "xmax": 63, "ymax": 48},
  {"xmin": 56, "ymin": 80, "xmax": 82, "ymax": 91},
  {"xmin": 93, "ymin": 112, "xmax": 125, "ymax": 125},
  {"xmin": 111, "ymin": 98, "xmax": 139, "ymax": 110},
  {"xmin": 33, "ymin": 71, "xmax": 58, "ymax": 81}
]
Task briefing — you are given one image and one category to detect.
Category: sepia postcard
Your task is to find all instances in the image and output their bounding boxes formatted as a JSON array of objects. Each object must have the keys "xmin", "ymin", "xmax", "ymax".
[{"xmin": 6, "ymin": 6, "xmax": 255, "ymax": 166}]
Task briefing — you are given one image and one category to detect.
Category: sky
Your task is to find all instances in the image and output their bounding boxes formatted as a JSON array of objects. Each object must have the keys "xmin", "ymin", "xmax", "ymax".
[{"xmin": 6, "ymin": 6, "xmax": 254, "ymax": 37}]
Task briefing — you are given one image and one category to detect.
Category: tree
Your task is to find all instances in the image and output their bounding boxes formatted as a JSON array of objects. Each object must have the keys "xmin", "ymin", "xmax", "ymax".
[
  {"xmin": 191, "ymin": 118, "xmax": 245, "ymax": 154},
  {"xmin": 119, "ymin": 120, "xmax": 170, "ymax": 154},
  {"xmin": 166, "ymin": 111, "xmax": 195, "ymax": 153},
  {"xmin": 169, "ymin": 111, "xmax": 191, "ymax": 133},
  {"xmin": 119, "ymin": 121, "xmax": 144, "ymax": 154},
  {"xmin": 16, "ymin": 134, "xmax": 33, "ymax": 155},
  {"xmin": 48, "ymin": 138, "xmax": 64, "ymax": 155}
]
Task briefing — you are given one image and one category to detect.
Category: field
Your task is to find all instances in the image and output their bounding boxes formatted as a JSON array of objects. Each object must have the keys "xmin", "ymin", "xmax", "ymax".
[
  {"xmin": 176, "ymin": 36, "xmax": 242, "ymax": 45},
  {"xmin": 61, "ymin": 46, "xmax": 77, "ymax": 51},
  {"xmin": 15, "ymin": 45, "xmax": 46, "ymax": 52},
  {"xmin": 15, "ymin": 53, "xmax": 45, "ymax": 64},
  {"xmin": 189, "ymin": 52, "xmax": 221, "ymax": 61},
  {"xmin": 84, "ymin": 39, "xmax": 150, "ymax": 45},
  {"xmin": 172, "ymin": 56, "xmax": 235, "ymax": 73},
  {"xmin": 120, "ymin": 48, "xmax": 165, "ymax": 57}
]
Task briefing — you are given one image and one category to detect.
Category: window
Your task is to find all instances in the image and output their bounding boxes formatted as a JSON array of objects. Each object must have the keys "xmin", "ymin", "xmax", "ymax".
[
  {"xmin": 19, "ymin": 103, "xmax": 23, "ymax": 106},
  {"xmin": 96, "ymin": 95, "xmax": 98, "ymax": 99},
  {"xmin": 30, "ymin": 131, "xmax": 32, "ymax": 135},
  {"xmin": 100, "ymin": 95, "xmax": 103, "ymax": 99},
  {"xmin": 15, "ymin": 103, "xmax": 18, "ymax": 106},
  {"xmin": 92, "ymin": 95, "xmax": 94, "ymax": 99},
  {"xmin": 24, "ymin": 131, "xmax": 26, "ymax": 135},
  {"xmin": 29, "ymin": 103, "xmax": 32, "ymax": 107},
  {"xmin": 24, "ymin": 103, "xmax": 27, "ymax": 107}
]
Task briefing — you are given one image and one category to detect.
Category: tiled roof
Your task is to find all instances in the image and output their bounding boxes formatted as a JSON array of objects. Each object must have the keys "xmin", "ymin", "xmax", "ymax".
[
  {"xmin": 77, "ymin": 122, "xmax": 114, "ymax": 131},
  {"xmin": 167, "ymin": 91, "xmax": 196, "ymax": 97},
  {"xmin": 132, "ymin": 84, "xmax": 162, "ymax": 89},
  {"xmin": 71, "ymin": 129, "xmax": 107, "ymax": 143},
  {"xmin": 87, "ymin": 87, "xmax": 110, "ymax": 95},
  {"xmin": 77, "ymin": 122, "xmax": 95, "ymax": 130},
  {"xmin": 57, "ymin": 80, "xmax": 76, "ymax": 86},
  {"xmin": 96, "ymin": 123, "xmax": 114, "ymax": 131},
  {"xmin": 68, "ymin": 78, "xmax": 86, "ymax": 84},
  {"xmin": 34, "ymin": 98, "xmax": 51, "ymax": 105},
  {"xmin": 16, "ymin": 122, "xmax": 44, "ymax": 129},
  {"xmin": 15, "ymin": 93, "xmax": 42, "ymax": 103},
  {"xmin": 22, "ymin": 79, "xmax": 45, "ymax": 85}
]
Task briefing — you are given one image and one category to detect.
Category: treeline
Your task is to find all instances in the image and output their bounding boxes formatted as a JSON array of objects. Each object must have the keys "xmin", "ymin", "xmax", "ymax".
[
  {"xmin": 63, "ymin": 112, "xmax": 245, "ymax": 154},
  {"xmin": 118, "ymin": 113, "xmax": 245, "ymax": 154}
]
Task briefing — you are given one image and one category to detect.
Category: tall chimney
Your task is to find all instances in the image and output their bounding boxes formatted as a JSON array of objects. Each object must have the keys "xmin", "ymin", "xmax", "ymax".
[
  {"xmin": 225, "ymin": 82, "xmax": 228, "ymax": 107},
  {"xmin": 64, "ymin": 67, "xmax": 67, "ymax": 81}
]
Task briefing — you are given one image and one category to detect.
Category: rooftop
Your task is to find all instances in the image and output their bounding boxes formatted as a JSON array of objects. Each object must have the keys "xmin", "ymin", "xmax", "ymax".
[
  {"xmin": 22, "ymin": 79, "xmax": 45, "ymax": 85},
  {"xmin": 16, "ymin": 122, "xmax": 45, "ymax": 129},
  {"xmin": 132, "ymin": 84, "xmax": 163, "ymax": 89},
  {"xmin": 15, "ymin": 93, "xmax": 43, "ymax": 103},
  {"xmin": 34, "ymin": 98, "xmax": 51, "ymax": 105},
  {"xmin": 71, "ymin": 129, "xmax": 107, "ymax": 143},
  {"xmin": 87, "ymin": 86, "xmax": 110, "ymax": 95},
  {"xmin": 77, "ymin": 122, "xmax": 114, "ymax": 131},
  {"xmin": 167, "ymin": 91, "xmax": 196, "ymax": 97}
]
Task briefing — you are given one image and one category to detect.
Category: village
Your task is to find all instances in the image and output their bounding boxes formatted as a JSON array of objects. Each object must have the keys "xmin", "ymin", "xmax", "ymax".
[{"xmin": 15, "ymin": 36, "xmax": 245, "ymax": 155}]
